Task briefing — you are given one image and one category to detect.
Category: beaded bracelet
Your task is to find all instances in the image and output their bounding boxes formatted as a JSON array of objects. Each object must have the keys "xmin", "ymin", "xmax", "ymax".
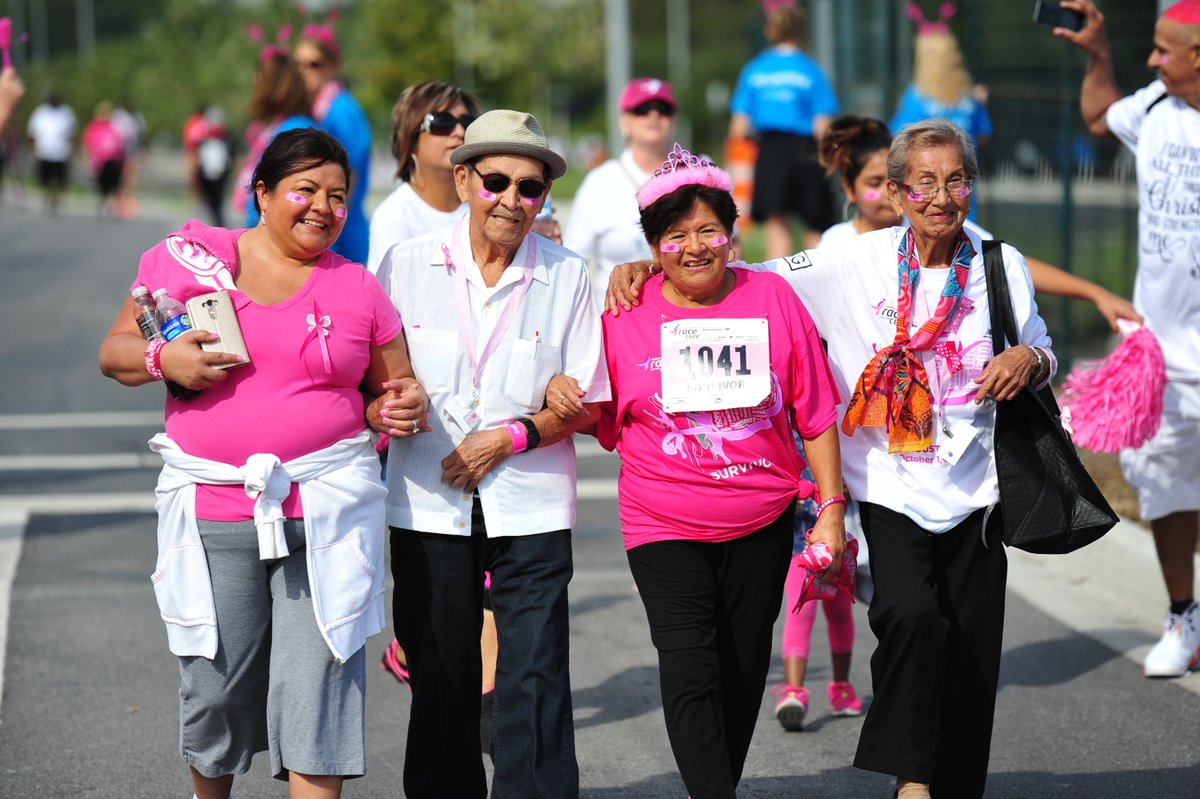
[
  {"xmin": 507, "ymin": 421, "xmax": 528, "ymax": 454},
  {"xmin": 144, "ymin": 338, "xmax": 167, "ymax": 382},
  {"xmin": 814, "ymin": 495, "xmax": 846, "ymax": 517}
]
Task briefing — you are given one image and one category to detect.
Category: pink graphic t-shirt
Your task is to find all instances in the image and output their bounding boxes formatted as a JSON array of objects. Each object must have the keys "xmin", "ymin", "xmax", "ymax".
[
  {"xmin": 597, "ymin": 269, "xmax": 840, "ymax": 549},
  {"xmin": 134, "ymin": 220, "xmax": 403, "ymax": 520}
]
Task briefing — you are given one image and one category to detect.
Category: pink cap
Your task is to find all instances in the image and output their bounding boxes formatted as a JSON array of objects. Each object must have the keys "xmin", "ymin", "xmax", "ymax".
[
  {"xmin": 1165, "ymin": 0, "xmax": 1200, "ymax": 24},
  {"xmin": 620, "ymin": 78, "xmax": 677, "ymax": 112}
]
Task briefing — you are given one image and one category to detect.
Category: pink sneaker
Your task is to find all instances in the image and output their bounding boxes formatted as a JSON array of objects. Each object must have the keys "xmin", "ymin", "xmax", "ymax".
[
  {"xmin": 826, "ymin": 681, "xmax": 863, "ymax": 716},
  {"xmin": 771, "ymin": 684, "xmax": 809, "ymax": 731}
]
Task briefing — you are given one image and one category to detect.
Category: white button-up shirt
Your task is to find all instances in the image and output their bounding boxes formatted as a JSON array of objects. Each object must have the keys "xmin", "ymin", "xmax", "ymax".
[{"xmin": 375, "ymin": 220, "xmax": 610, "ymax": 538}]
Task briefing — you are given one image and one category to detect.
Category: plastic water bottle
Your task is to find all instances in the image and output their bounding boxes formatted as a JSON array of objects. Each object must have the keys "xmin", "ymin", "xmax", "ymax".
[
  {"xmin": 152, "ymin": 288, "xmax": 193, "ymax": 341},
  {"xmin": 131, "ymin": 286, "xmax": 163, "ymax": 341}
]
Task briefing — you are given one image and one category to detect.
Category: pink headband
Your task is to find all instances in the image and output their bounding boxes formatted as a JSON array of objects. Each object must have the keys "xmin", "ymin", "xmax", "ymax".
[
  {"xmin": 1165, "ymin": 0, "xmax": 1200, "ymax": 24},
  {"xmin": 636, "ymin": 143, "xmax": 734, "ymax": 210},
  {"xmin": 905, "ymin": 1, "xmax": 956, "ymax": 35},
  {"xmin": 248, "ymin": 23, "xmax": 293, "ymax": 65}
]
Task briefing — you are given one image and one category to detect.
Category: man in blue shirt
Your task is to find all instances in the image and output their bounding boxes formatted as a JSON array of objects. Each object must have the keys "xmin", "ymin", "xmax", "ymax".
[{"xmin": 729, "ymin": 2, "xmax": 840, "ymax": 257}]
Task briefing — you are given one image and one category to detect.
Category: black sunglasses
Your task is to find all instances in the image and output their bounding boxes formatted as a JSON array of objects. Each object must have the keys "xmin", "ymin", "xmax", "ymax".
[
  {"xmin": 299, "ymin": 60, "xmax": 324, "ymax": 70},
  {"xmin": 629, "ymin": 100, "xmax": 675, "ymax": 117},
  {"xmin": 469, "ymin": 165, "xmax": 547, "ymax": 199},
  {"xmin": 421, "ymin": 111, "xmax": 477, "ymax": 137}
]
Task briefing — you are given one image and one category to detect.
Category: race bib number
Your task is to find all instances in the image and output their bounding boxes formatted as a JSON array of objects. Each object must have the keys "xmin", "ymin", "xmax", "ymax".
[{"xmin": 661, "ymin": 318, "xmax": 771, "ymax": 412}]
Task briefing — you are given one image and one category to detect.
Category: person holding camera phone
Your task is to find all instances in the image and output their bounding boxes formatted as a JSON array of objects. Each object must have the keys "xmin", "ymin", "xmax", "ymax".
[
  {"xmin": 1055, "ymin": 0, "xmax": 1200, "ymax": 679},
  {"xmin": 99, "ymin": 128, "xmax": 428, "ymax": 799}
]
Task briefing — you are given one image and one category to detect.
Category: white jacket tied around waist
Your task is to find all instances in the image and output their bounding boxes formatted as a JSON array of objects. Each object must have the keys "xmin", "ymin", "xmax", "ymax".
[{"xmin": 148, "ymin": 430, "xmax": 387, "ymax": 663}]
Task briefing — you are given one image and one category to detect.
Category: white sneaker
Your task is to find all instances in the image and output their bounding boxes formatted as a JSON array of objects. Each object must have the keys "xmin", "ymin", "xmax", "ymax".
[{"xmin": 1143, "ymin": 603, "xmax": 1200, "ymax": 678}]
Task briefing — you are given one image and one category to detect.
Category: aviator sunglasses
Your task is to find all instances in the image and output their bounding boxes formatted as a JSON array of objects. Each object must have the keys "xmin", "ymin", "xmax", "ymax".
[
  {"xmin": 629, "ymin": 100, "xmax": 675, "ymax": 117},
  {"xmin": 421, "ymin": 110, "xmax": 477, "ymax": 136},
  {"xmin": 469, "ymin": 164, "xmax": 548, "ymax": 199}
]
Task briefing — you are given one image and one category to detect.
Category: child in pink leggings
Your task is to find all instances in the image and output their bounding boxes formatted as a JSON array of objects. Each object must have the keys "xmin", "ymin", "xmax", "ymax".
[{"xmin": 771, "ymin": 489, "xmax": 864, "ymax": 731}]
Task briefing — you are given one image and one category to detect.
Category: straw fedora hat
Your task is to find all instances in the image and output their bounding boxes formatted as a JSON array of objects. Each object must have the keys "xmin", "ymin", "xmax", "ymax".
[{"xmin": 450, "ymin": 110, "xmax": 567, "ymax": 180}]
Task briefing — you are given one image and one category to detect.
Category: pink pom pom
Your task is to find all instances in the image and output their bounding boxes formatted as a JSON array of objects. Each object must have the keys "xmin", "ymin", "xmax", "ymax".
[
  {"xmin": 905, "ymin": 2, "xmax": 925, "ymax": 23},
  {"xmin": 1060, "ymin": 326, "xmax": 1167, "ymax": 453},
  {"xmin": 939, "ymin": 2, "xmax": 958, "ymax": 20},
  {"xmin": 245, "ymin": 23, "xmax": 264, "ymax": 42}
]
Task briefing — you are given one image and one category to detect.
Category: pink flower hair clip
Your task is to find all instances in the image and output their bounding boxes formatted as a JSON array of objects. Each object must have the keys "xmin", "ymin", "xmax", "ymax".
[{"xmin": 636, "ymin": 143, "xmax": 734, "ymax": 210}]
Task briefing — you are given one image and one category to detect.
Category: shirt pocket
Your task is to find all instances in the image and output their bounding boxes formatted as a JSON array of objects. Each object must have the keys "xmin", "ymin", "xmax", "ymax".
[
  {"xmin": 504, "ymin": 337, "xmax": 562, "ymax": 414},
  {"xmin": 405, "ymin": 327, "xmax": 460, "ymax": 397}
]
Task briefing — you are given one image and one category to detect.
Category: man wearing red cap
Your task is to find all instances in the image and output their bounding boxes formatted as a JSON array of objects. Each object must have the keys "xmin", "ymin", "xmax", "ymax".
[{"xmin": 1058, "ymin": 0, "xmax": 1200, "ymax": 678}]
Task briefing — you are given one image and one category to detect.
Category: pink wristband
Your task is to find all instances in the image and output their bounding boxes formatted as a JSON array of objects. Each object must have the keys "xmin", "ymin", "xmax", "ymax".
[
  {"xmin": 815, "ymin": 495, "xmax": 846, "ymax": 517},
  {"xmin": 144, "ymin": 338, "xmax": 167, "ymax": 381},
  {"xmin": 507, "ymin": 422, "xmax": 528, "ymax": 454}
]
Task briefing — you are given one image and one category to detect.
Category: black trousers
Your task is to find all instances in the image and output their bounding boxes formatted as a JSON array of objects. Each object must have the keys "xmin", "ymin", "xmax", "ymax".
[
  {"xmin": 853, "ymin": 503, "xmax": 1007, "ymax": 798},
  {"xmin": 391, "ymin": 500, "xmax": 577, "ymax": 799},
  {"xmin": 626, "ymin": 507, "xmax": 793, "ymax": 799}
]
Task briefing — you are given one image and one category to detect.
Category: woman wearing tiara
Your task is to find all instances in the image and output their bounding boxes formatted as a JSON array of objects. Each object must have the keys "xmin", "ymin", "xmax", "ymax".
[{"xmin": 587, "ymin": 144, "xmax": 844, "ymax": 799}]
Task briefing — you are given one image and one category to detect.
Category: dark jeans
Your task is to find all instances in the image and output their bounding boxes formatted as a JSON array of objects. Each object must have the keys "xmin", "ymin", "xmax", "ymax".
[
  {"xmin": 625, "ymin": 508, "xmax": 794, "ymax": 799},
  {"xmin": 391, "ymin": 499, "xmax": 577, "ymax": 799},
  {"xmin": 853, "ymin": 503, "xmax": 1008, "ymax": 798}
]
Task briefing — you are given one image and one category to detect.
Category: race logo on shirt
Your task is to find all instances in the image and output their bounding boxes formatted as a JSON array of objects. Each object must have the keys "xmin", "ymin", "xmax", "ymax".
[
  {"xmin": 165, "ymin": 236, "xmax": 237, "ymax": 291},
  {"xmin": 642, "ymin": 371, "xmax": 783, "ymax": 473}
]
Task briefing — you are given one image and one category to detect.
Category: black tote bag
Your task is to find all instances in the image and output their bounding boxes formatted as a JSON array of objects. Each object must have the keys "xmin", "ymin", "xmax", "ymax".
[{"xmin": 983, "ymin": 239, "xmax": 1118, "ymax": 554}]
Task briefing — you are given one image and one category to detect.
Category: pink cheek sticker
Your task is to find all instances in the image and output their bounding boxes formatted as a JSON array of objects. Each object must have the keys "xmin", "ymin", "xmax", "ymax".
[
  {"xmin": 286, "ymin": 192, "xmax": 307, "ymax": 205},
  {"xmin": 659, "ymin": 242, "xmax": 681, "ymax": 253},
  {"xmin": 708, "ymin": 234, "xmax": 729, "ymax": 248},
  {"xmin": 478, "ymin": 189, "xmax": 498, "ymax": 201},
  {"xmin": 521, "ymin": 196, "xmax": 538, "ymax": 206},
  {"xmin": 860, "ymin": 189, "xmax": 882, "ymax": 202},
  {"xmin": 334, "ymin": 207, "xmax": 347, "ymax": 219}
]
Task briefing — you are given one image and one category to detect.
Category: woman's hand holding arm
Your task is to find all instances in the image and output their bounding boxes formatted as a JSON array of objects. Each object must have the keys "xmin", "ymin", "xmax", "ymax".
[
  {"xmin": 545, "ymin": 374, "xmax": 587, "ymax": 418},
  {"xmin": 801, "ymin": 424, "xmax": 846, "ymax": 579},
  {"xmin": 973, "ymin": 345, "xmax": 1045, "ymax": 403},
  {"xmin": 364, "ymin": 333, "xmax": 430, "ymax": 438}
]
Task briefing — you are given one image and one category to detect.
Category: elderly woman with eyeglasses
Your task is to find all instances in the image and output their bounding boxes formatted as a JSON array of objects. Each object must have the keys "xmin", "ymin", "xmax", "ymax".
[
  {"xmin": 367, "ymin": 81, "xmax": 481, "ymax": 273},
  {"xmin": 607, "ymin": 119, "xmax": 1057, "ymax": 799},
  {"xmin": 563, "ymin": 77, "xmax": 678, "ymax": 305}
]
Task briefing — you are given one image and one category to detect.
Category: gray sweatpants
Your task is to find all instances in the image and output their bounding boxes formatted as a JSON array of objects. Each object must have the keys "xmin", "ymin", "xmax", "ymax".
[{"xmin": 179, "ymin": 519, "xmax": 367, "ymax": 779}]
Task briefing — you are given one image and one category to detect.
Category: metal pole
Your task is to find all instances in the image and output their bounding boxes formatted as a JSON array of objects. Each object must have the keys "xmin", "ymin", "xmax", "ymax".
[
  {"xmin": 76, "ymin": 0, "xmax": 94, "ymax": 66},
  {"xmin": 453, "ymin": 0, "xmax": 476, "ymax": 91},
  {"xmin": 666, "ymin": 0, "xmax": 691, "ymax": 147},
  {"xmin": 604, "ymin": 0, "xmax": 631, "ymax": 157}
]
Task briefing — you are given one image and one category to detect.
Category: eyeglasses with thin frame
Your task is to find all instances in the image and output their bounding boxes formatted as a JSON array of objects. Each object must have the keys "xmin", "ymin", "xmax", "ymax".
[
  {"xmin": 469, "ymin": 164, "xmax": 547, "ymax": 200},
  {"xmin": 298, "ymin": 60, "xmax": 325, "ymax": 71},
  {"xmin": 421, "ymin": 111, "xmax": 477, "ymax": 137},
  {"xmin": 896, "ymin": 178, "xmax": 974, "ymax": 203},
  {"xmin": 629, "ymin": 100, "xmax": 675, "ymax": 118}
]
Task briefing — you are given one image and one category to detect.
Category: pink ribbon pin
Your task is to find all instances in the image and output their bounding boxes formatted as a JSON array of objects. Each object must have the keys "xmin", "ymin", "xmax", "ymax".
[
  {"xmin": 304, "ymin": 298, "xmax": 332, "ymax": 374},
  {"xmin": 933, "ymin": 340, "xmax": 963, "ymax": 374}
]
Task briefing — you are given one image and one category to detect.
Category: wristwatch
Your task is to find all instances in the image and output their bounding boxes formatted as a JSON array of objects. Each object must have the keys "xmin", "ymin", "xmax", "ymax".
[
  {"xmin": 516, "ymin": 417, "xmax": 541, "ymax": 450},
  {"xmin": 1028, "ymin": 345, "xmax": 1047, "ymax": 382}
]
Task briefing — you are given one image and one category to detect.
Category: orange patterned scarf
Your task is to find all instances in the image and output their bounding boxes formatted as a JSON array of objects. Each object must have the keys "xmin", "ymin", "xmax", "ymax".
[{"xmin": 841, "ymin": 228, "xmax": 974, "ymax": 453}]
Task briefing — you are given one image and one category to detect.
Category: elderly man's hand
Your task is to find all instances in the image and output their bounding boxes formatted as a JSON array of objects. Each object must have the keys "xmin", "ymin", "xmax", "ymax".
[
  {"xmin": 440, "ymin": 427, "xmax": 512, "ymax": 493},
  {"xmin": 1055, "ymin": 1, "xmax": 1110, "ymax": 59},
  {"xmin": 974, "ymin": 345, "xmax": 1043, "ymax": 403},
  {"xmin": 606, "ymin": 261, "xmax": 653, "ymax": 315}
]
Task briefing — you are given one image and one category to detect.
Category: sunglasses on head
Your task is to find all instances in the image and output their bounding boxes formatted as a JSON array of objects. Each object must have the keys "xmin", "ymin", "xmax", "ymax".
[
  {"xmin": 470, "ymin": 165, "xmax": 547, "ymax": 199},
  {"xmin": 421, "ymin": 111, "xmax": 477, "ymax": 137},
  {"xmin": 629, "ymin": 100, "xmax": 675, "ymax": 117}
]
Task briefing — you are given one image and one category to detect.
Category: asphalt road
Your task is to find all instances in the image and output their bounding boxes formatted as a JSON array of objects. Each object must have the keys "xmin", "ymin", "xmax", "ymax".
[{"xmin": 0, "ymin": 204, "xmax": 1198, "ymax": 798}]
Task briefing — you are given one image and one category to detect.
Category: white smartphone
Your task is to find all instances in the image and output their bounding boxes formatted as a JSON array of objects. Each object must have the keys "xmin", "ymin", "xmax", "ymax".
[{"xmin": 185, "ymin": 290, "xmax": 251, "ymax": 369}]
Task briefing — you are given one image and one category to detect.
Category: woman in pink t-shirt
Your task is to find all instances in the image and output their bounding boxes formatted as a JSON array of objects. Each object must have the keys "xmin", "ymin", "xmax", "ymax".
[
  {"xmin": 99, "ymin": 129, "xmax": 427, "ymax": 799},
  {"xmin": 589, "ymin": 145, "xmax": 844, "ymax": 799}
]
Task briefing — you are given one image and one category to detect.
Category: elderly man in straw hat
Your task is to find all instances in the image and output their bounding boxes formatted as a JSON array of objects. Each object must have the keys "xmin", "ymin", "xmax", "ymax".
[{"xmin": 373, "ymin": 109, "xmax": 608, "ymax": 798}]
